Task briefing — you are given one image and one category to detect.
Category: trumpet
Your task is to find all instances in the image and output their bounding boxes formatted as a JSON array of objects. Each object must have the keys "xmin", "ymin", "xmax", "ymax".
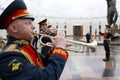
[{"xmin": 32, "ymin": 32, "xmax": 97, "ymax": 53}]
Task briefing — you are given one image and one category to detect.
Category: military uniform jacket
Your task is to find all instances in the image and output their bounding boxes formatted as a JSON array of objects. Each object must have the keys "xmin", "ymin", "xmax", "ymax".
[
  {"xmin": 99, "ymin": 31, "xmax": 113, "ymax": 46},
  {"xmin": 0, "ymin": 36, "xmax": 68, "ymax": 80}
]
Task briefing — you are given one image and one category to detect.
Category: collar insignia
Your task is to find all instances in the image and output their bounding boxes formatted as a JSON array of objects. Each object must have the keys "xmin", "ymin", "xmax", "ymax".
[{"xmin": 13, "ymin": 40, "xmax": 29, "ymax": 45}]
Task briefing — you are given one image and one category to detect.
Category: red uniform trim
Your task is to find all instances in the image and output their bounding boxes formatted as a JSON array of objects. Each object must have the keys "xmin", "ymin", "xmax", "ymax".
[{"xmin": 19, "ymin": 45, "xmax": 45, "ymax": 68}]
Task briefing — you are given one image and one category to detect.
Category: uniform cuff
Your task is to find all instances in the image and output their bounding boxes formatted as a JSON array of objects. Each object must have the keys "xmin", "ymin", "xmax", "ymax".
[{"xmin": 48, "ymin": 47, "xmax": 69, "ymax": 61}]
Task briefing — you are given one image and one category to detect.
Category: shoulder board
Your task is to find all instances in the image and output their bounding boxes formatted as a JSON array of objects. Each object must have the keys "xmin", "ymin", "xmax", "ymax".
[{"xmin": 2, "ymin": 44, "xmax": 18, "ymax": 52}]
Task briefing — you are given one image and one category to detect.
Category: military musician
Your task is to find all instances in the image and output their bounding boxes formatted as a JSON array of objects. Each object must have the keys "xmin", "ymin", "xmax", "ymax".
[{"xmin": 0, "ymin": 0, "xmax": 69, "ymax": 80}]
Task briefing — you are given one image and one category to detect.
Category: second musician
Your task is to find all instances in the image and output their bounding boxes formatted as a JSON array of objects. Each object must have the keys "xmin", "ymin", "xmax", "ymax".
[{"xmin": 38, "ymin": 19, "xmax": 57, "ymax": 58}]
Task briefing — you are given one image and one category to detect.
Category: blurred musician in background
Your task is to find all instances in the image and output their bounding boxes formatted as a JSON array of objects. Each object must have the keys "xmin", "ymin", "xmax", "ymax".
[{"xmin": 38, "ymin": 19, "xmax": 57, "ymax": 56}]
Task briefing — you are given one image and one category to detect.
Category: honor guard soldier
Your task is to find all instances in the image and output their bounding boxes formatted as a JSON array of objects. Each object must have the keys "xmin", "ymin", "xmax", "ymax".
[
  {"xmin": 0, "ymin": 0, "xmax": 69, "ymax": 80},
  {"xmin": 99, "ymin": 25, "xmax": 113, "ymax": 62}
]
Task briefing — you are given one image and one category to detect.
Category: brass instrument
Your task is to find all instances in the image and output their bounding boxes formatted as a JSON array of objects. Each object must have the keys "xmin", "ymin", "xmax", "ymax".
[
  {"xmin": 66, "ymin": 40, "xmax": 97, "ymax": 53},
  {"xmin": 49, "ymin": 28, "xmax": 67, "ymax": 31},
  {"xmin": 32, "ymin": 32, "xmax": 97, "ymax": 53}
]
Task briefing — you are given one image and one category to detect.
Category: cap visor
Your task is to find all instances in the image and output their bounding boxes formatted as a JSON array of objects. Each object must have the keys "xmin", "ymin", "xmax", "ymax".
[{"xmin": 19, "ymin": 16, "xmax": 34, "ymax": 21}]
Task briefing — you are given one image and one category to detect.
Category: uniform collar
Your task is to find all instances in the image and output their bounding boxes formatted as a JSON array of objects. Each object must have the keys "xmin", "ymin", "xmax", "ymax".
[{"xmin": 7, "ymin": 36, "xmax": 30, "ymax": 45}]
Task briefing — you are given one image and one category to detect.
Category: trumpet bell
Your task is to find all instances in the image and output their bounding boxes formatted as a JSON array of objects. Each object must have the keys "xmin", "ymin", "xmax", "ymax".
[
  {"xmin": 67, "ymin": 40, "xmax": 97, "ymax": 53},
  {"xmin": 89, "ymin": 40, "xmax": 97, "ymax": 53}
]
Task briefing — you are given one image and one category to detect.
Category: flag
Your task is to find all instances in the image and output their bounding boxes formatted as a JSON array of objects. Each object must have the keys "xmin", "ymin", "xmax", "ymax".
[{"xmin": 94, "ymin": 29, "xmax": 97, "ymax": 39}]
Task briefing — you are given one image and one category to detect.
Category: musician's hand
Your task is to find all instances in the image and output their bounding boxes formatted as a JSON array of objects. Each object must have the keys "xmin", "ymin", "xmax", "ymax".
[
  {"xmin": 51, "ymin": 33, "xmax": 67, "ymax": 49},
  {"xmin": 48, "ymin": 27, "xmax": 57, "ymax": 34}
]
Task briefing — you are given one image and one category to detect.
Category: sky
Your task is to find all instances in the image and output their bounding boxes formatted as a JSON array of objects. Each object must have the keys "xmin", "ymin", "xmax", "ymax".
[
  {"xmin": 0, "ymin": 0, "xmax": 120, "ymax": 36},
  {"xmin": 25, "ymin": 0, "xmax": 120, "ymax": 18},
  {"xmin": 0, "ymin": 0, "xmax": 120, "ymax": 18}
]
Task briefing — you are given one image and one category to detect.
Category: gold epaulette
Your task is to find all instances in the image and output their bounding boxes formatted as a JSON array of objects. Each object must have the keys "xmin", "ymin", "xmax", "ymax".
[
  {"xmin": 1, "ymin": 44, "xmax": 31, "ymax": 64},
  {"xmin": 2, "ymin": 44, "xmax": 18, "ymax": 52}
]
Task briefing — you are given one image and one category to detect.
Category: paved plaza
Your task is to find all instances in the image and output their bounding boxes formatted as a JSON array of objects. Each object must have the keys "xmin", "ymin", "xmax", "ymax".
[{"xmin": 59, "ymin": 36, "xmax": 120, "ymax": 80}]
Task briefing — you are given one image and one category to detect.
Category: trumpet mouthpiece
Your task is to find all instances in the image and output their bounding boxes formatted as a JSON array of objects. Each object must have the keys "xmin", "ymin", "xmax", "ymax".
[{"xmin": 32, "ymin": 32, "xmax": 38, "ymax": 35}]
